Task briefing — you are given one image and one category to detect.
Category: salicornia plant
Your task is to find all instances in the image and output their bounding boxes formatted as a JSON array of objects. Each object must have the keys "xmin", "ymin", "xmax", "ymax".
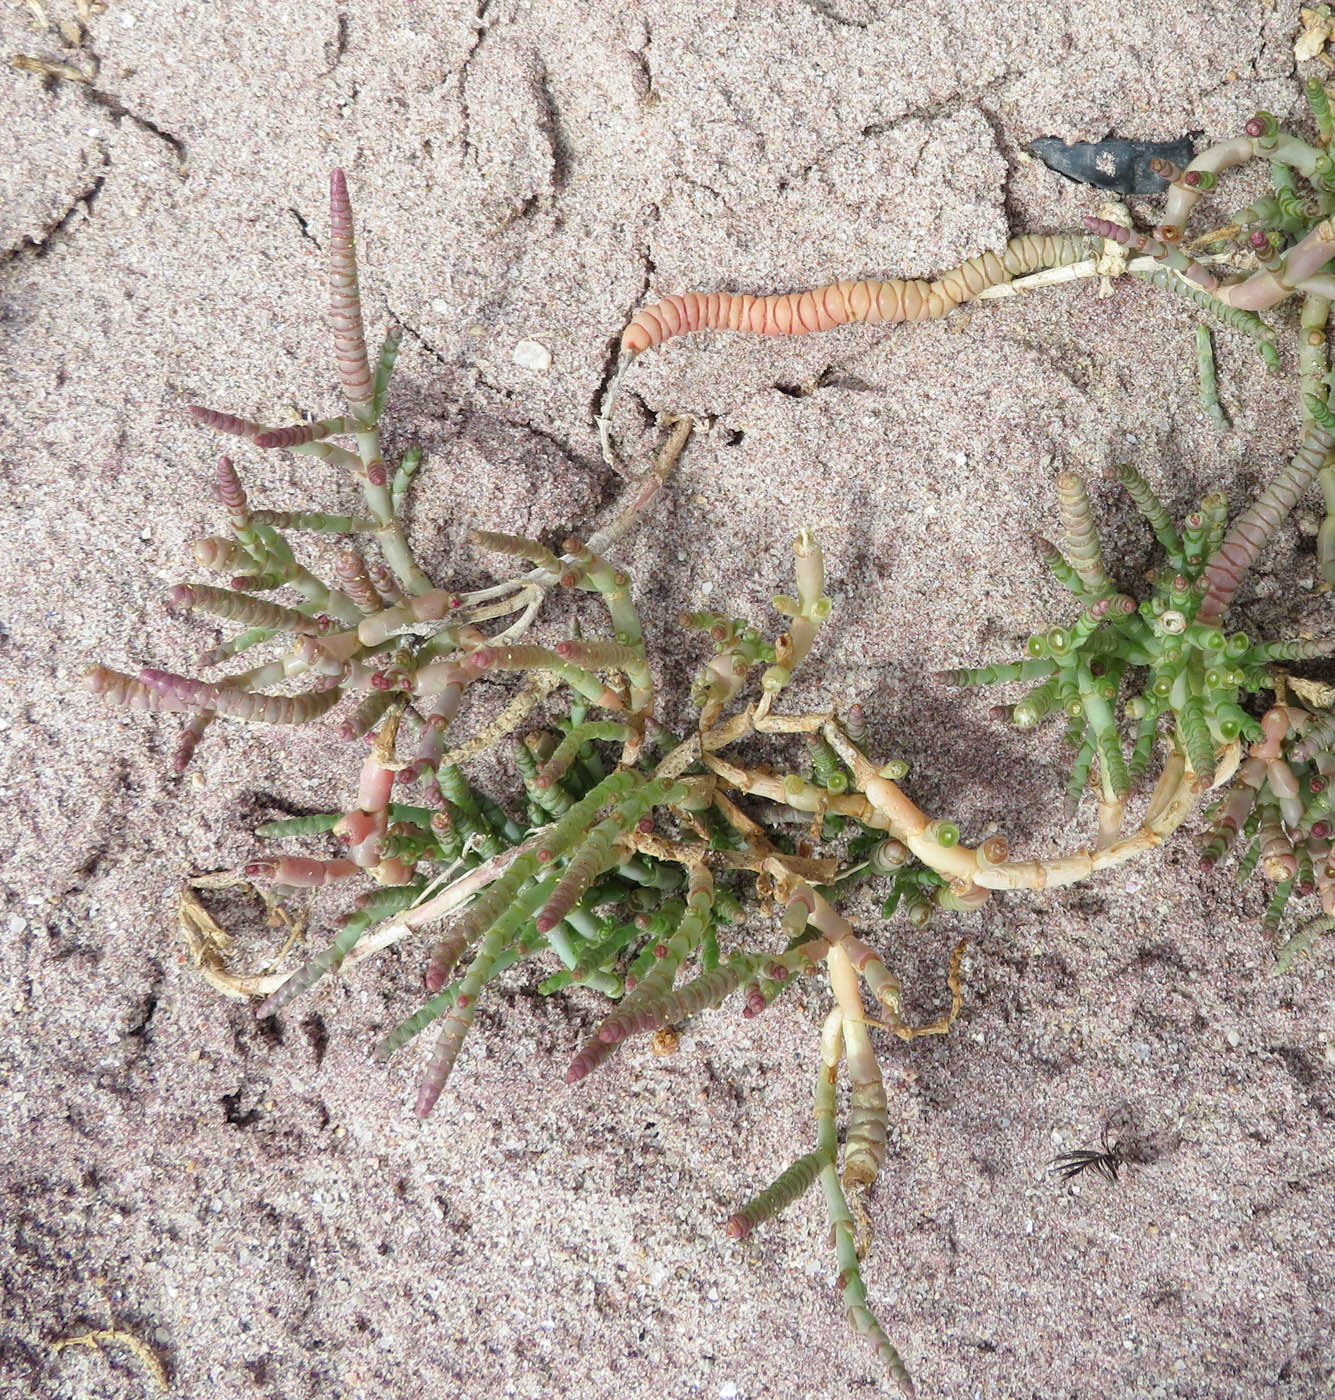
[{"xmin": 89, "ymin": 86, "xmax": 1335, "ymax": 1392}]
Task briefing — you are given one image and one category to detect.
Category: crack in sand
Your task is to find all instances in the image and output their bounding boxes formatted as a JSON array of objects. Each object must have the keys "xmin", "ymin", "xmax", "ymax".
[{"xmin": 1, "ymin": 160, "xmax": 106, "ymax": 263}]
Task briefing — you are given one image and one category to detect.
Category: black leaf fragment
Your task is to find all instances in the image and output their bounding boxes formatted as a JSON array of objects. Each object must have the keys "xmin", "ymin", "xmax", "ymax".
[{"xmin": 1029, "ymin": 135, "xmax": 1196, "ymax": 196}]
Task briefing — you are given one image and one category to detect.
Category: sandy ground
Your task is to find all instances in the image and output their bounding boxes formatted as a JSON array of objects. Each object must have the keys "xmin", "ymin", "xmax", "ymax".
[{"xmin": 1, "ymin": 1, "xmax": 1333, "ymax": 1397}]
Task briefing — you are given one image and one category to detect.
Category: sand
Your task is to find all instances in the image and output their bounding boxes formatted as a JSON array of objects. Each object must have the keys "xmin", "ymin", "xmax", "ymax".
[{"xmin": 1, "ymin": 1, "xmax": 1331, "ymax": 1397}]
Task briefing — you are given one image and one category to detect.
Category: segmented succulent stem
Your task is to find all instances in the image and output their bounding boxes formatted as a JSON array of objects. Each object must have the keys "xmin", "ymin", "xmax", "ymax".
[
  {"xmin": 328, "ymin": 169, "xmax": 375, "ymax": 418},
  {"xmin": 415, "ymin": 874, "xmax": 558, "ymax": 1116},
  {"xmin": 173, "ymin": 710, "xmax": 213, "ymax": 773},
  {"xmin": 1198, "ymin": 417, "xmax": 1335, "ymax": 623},
  {"xmin": 254, "ymin": 418, "xmax": 351, "ymax": 449},
  {"xmin": 1307, "ymin": 76, "xmax": 1335, "ymax": 148},
  {"xmin": 84, "ymin": 665, "xmax": 192, "ymax": 713},
  {"xmin": 372, "ymin": 324, "xmax": 402, "ymax": 420},
  {"xmin": 607, "ymin": 952, "xmax": 760, "ymax": 1042},
  {"xmin": 812, "ymin": 1009, "xmax": 914, "ymax": 1396},
  {"xmin": 188, "ymin": 406, "xmax": 265, "ymax": 440},
  {"xmin": 1177, "ymin": 691, "xmax": 1215, "ymax": 778},
  {"xmin": 1196, "ymin": 326, "xmax": 1229, "ymax": 431},
  {"xmin": 391, "ymin": 445, "xmax": 422, "ymax": 517},
  {"xmin": 1084, "ymin": 215, "xmax": 1218, "ymax": 288},
  {"xmin": 535, "ymin": 720, "xmax": 632, "ymax": 788},
  {"xmin": 1274, "ymin": 913, "xmax": 1335, "ymax": 974},
  {"xmin": 763, "ymin": 529, "xmax": 832, "ymax": 694},
  {"xmin": 591, "ymin": 861, "xmax": 713, "ymax": 1046},
  {"xmin": 139, "ymin": 669, "xmax": 343, "ymax": 725},
  {"xmin": 249, "ymin": 508, "xmax": 376, "ymax": 532},
  {"xmin": 1131, "ymin": 264, "xmax": 1279, "ymax": 369},
  {"xmin": 255, "ymin": 813, "xmax": 341, "ymax": 839},
  {"xmin": 1032, "ymin": 533, "xmax": 1094, "ymax": 600},
  {"xmin": 726, "ymin": 1148, "xmax": 830, "ymax": 1240},
  {"xmin": 473, "ymin": 529, "xmax": 563, "ymax": 573},
  {"xmin": 257, "ymin": 881, "xmax": 423, "ymax": 1017},
  {"xmin": 1294, "ymin": 708, "xmax": 1335, "ymax": 761},
  {"xmin": 168, "ymin": 583, "xmax": 325, "ymax": 633},
  {"xmin": 1055, "ymin": 473, "xmax": 1114, "ymax": 596}
]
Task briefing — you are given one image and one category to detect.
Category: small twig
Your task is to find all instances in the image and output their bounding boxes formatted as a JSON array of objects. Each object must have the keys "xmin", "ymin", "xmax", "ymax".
[{"xmin": 50, "ymin": 1328, "xmax": 168, "ymax": 1392}]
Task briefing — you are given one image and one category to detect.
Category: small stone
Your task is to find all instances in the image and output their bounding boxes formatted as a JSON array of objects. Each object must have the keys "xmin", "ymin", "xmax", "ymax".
[{"xmin": 513, "ymin": 339, "xmax": 553, "ymax": 372}]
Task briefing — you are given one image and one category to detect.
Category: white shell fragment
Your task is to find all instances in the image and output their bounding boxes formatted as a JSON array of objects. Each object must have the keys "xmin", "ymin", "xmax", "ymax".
[{"xmin": 512, "ymin": 338, "xmax": 552, "ymax": 372}]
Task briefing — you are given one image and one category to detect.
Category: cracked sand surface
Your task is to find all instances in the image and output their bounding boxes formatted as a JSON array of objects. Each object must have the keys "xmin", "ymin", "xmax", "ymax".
[{"xmin": 1, "ymin": 1, "xmax": 1332, "ymax": 1397}]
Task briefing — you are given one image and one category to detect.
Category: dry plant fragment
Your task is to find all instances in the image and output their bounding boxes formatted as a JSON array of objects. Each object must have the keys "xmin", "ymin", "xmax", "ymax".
[
  {"xmin": 50, "ymin": 1327, "xmax": 168, "ymax": 1392},
  {"xmin": 1297, "ymin": 7, "xmax": 1335, "ymax": 63},
  {"xmin": 178, "ymin": 877, "xmax": 302, "ymax": 1000}
]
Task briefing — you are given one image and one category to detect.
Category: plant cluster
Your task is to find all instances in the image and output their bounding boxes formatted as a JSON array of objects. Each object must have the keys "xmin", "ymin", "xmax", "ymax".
[{"xmin": 89, "ymin": 84, "xmax": 1335, "ymax": 1391}]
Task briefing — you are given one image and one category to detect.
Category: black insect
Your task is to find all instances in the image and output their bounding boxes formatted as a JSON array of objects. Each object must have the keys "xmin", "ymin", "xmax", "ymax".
[
  {"xmin": 1048, "ymin": 1132, "xmax": 1122, "ymax": 1186},
  {"xmin": 1029, "ymin": 135, "xmax": 1196, "ymax": 196}
]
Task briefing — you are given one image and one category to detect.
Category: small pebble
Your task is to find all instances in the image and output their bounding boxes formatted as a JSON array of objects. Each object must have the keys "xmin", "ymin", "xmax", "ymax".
[{"xmin": 513, "ymin": 339, "xmax": 552, "ymax": 372}]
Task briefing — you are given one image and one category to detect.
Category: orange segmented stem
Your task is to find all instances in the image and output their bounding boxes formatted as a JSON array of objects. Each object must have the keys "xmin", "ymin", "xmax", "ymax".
[{"xmin": 618, "ymin": 234, "xmax": 1091, "ymax": 355}]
